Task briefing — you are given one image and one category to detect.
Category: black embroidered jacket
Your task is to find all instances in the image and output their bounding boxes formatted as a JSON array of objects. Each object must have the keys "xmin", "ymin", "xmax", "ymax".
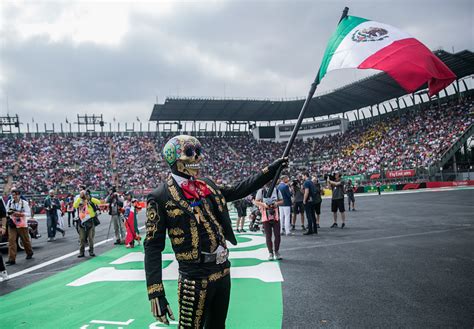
[{"xmin": 144, "ymin": 164, "xmax": 280, "ymax": 300}]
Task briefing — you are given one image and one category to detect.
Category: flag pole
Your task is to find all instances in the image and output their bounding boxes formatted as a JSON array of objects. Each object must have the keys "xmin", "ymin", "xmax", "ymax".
[{"xmin": 265, "ymin": 7, "xmax": 349, "ymax": 198}]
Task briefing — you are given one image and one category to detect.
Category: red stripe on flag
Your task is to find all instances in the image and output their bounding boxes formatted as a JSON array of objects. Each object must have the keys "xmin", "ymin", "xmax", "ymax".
[{"xmin": 358, "ymin": 38, "xmax": 456, "ymax": 96}]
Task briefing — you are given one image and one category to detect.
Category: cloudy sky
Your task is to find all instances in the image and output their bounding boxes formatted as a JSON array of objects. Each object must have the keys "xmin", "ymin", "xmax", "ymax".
[{"xmin": 0, "ymin": 0, "xmax": 473, "ymax": 129}]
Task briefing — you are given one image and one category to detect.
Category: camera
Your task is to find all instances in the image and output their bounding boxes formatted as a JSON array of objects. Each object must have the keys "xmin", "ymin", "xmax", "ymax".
[{"xmin": 324, "ymin": 173, "xmax": 336, "ymax": 181}]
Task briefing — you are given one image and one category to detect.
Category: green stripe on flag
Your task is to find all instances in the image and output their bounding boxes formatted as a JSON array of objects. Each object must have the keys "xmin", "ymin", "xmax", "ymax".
[{"xmin": 318, "ymin": 15, "xmax": 368, "ymax": 81}]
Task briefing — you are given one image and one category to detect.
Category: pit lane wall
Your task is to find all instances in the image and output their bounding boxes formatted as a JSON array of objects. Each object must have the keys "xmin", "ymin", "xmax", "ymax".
[{"xmin": 322, "ymin": 180, "xmax": 474, "ymax": 196}]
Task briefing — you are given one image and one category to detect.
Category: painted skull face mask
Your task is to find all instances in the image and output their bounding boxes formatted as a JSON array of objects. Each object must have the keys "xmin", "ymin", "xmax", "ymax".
[{"xmin": 162, "ymin": 135, "xmax": 204, "ymax": 178}]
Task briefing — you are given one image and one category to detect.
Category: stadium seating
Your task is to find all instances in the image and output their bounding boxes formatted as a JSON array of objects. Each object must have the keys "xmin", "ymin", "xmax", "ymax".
[{"xmin": 0, "ymin": 98, "xmax": 472, "ymax": 195}]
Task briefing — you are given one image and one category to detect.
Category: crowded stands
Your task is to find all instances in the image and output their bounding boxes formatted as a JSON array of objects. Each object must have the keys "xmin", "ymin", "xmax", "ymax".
[{"xmin": 1, "ymin": 99, "xmax": 472, "ymax": 196}]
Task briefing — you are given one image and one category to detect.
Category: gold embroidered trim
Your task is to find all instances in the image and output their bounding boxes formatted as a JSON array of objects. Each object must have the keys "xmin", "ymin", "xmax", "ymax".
[
  {"xmin": 171, "ymin": 237, "xmax": 185, "ymax": 245},
  {"xmin": 194, "ymin": 288, "xmax": 207, "ymax": 328},
  {"xmin": 208, "ymin": 268, "xmax": 230, "ymax": 282},
  {"xmin": 167, "ymin": 208, "xmax": 184, "ymax": 218},
  {"xmin": 203, "ymin": 200, "xmax": 226, "ymax": 247},
  {"xmin": 168, "ymin": 227, "xmax": 184, "ymax": 236},
  {"xmin": 147, "ymin": 283, "xmax": 164, "ymax": 295},
  {"xmin": 145, "ymin": 201, "xmax": 159, "ymax": 241}
]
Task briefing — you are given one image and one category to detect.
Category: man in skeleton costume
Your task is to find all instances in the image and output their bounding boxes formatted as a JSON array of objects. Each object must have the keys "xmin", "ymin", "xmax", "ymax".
[{"xmin": 144, "ymin": 135, "xmax": 287, "ymax": 328}]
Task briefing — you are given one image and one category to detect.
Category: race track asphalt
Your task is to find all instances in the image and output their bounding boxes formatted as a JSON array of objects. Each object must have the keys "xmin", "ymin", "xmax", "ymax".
[
  {"xmin": 279, "ymin": 188, "xmax": 474, "ymax": 328},
  {"xmin": 2, "ymin": 188, "xmax": 473, "ymax": 328}
]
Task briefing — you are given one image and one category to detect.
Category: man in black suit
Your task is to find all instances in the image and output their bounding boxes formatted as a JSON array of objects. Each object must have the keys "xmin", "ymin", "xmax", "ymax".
[{"xmin": 144, "ymin": 135, "xmax": 287, "ymax": 328}]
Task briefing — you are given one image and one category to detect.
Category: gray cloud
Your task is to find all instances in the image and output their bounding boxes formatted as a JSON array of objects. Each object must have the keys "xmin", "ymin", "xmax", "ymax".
[{"xmin": 0, "ymin": 0, "xmax": 472, "ymax": 126}]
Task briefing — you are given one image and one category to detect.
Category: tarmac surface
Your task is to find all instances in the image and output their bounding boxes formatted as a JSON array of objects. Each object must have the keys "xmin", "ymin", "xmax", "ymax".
[
  {"xmin": 1, "ymin": 188, "xmax": 474, "ymax": 328},
  {"xmin": 279, "ymin": 188, "xmax": 474, "ymax": 328}
]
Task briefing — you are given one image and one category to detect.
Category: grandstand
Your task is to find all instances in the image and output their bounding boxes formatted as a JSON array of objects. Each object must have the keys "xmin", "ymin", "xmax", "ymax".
[{"xmin": 1, "ymin": 50, "xmax": 473, "ymax": 199}]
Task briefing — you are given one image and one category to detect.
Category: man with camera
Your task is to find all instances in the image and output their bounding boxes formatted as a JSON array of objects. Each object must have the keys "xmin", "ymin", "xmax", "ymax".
[
  {"xmin": 44, "ymin": 189, "xmax": 63, "ymax": 242},
  {"xmin": 255, "ymin": 182, "xmax": 284, "ymax": 260},
  {"xmin": 291, "ymin": 175, "xmax": 305, "ymax": 231},
  {"xmin": 327, "ymin": 172, "xmax": 346, "ymax": 229},
  {"xmin": 4, "ymin": 188, "xmax": 34, "ymax": 265},
  {"xmin": 74, "ymin": 190, "xmax": 101, "ymax": 257},
  {"xmin": 105, "ymin": 187, "xmax": 125, "ymax": 245}
]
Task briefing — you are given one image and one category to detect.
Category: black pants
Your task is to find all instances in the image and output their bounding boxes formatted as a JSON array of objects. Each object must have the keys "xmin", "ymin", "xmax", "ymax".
[
  {"xmin": 47, "ymin": 214, "xmax": 58, "ymax": 238},
  {"xmin": 0, "ymin": 253, "xmax": 5, "ymax": 271},
  {"xmin": 304, "ymin": 203, "xmax": 317, "ymax": 233},
  {"xmin": 178, "ymin": 270, "xmax": 231, "ymax": 329},
  {"xmin": 67, "ymin": 211, "xmax": 75, "ymax": 226}
]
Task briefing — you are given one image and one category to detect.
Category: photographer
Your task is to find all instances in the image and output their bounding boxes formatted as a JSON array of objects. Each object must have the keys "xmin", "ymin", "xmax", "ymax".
[
  {"xmin": 73, "ymin": 190, "xmax": 101, "ymax": 258},
  {"xmin": 255, "ymin": 182, "xmax": 283, "ymax": 261},
  {"xmin": 327, "ymin": 172, "xmax": 346, "ymax": 229},
  {"xmin": 5, "ymin": 188, "xmax": 34, "ymax": 265},
  {"xmin": 0, "ymin": 198, "xmax": 9, "ymax": 280},
  {"xmin": 105, "ymin": 187, "xmax": 125, "ymax": 245},
  {"xmin": 291, "ymin": 176, "xmax": 305, "ymax": 231},
  {"xmin": 44, "ymin": 189, "xmax": 63, "ymax": 242}
]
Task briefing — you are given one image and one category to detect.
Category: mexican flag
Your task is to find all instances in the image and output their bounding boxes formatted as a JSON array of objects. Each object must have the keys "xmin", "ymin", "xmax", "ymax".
[{"xmin": 319, "ymin": 15, "xmax": 456, "ymax": 96}]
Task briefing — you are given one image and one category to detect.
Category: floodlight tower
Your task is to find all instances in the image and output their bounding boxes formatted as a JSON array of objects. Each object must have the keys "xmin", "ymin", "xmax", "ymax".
[
  {"xmin": 76, "ymin": 114, "xmax": 105, "ymax": 132},
  {"xmin": 0, "ymin": 114, "xmax": 21, "ymax": 134}
]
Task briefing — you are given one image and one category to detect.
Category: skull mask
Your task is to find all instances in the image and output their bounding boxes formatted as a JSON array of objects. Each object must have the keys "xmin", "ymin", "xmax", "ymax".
[{"xmin": 163, "ymin": 135, "xmax": 204, "ymax": 178}]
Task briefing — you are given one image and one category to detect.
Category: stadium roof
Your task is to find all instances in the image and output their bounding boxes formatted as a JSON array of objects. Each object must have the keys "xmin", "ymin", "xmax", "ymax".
[{"xmin": 150, "ymin": 50, "xmax": 474, "ymax": 122}]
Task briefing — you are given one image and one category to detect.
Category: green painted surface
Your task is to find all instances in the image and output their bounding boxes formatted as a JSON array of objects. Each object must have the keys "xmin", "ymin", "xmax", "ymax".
[{"xmin": 2, "ymin": 216, "xmax": 283, "ymax": 329}]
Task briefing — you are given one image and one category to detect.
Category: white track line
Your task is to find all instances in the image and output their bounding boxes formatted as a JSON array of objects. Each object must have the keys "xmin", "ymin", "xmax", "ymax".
[
  {"xmin": 281, "ymin": 226, "xmax": 472, "ymax": 252},
  {"xmin": 8, "ymin": 225, "xmax": 146, "ymax": 279}
]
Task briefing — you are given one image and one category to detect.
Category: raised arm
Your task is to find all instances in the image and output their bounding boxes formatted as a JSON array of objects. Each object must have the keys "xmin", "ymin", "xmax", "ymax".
[{"xmin": 219, "ymin": 158, "xmax": 288, "ymax": 202}]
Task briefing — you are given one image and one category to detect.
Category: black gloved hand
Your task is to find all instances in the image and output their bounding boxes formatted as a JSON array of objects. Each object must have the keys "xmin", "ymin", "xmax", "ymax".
[
  {"xmin": 151, "ymin": 296, "xmax": 175, "ymax": 325},
  {"xmin": 268, "ymin": 157, "xmax": 289, "ymax": 171}
]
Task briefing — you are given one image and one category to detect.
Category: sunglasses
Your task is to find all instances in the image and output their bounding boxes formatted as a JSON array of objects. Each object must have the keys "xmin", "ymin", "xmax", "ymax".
[{"xmin": 184, "ymin": 145, "xmax": 203, "ymax": 157}]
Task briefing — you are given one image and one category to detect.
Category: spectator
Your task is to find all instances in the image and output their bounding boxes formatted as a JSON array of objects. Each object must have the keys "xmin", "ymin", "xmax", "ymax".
[
  {"xmin": 255, "ymin": 182, "xmax": 283, "ymax": 261},
  {"xmin": 233, "ymin": 196, "xmax": 250, "ymax": 233},
  {"xmin": 0, "ymin": 198, "xmax": 9, "ymax": 280},
  {"xmin": 312, "ymin": 175, "xmax": 323, "ymax": 229},
  {"xmin": 66, "ymin": 194, "xmax": 75, "ymax": 227},
  {"xmin": 302, "ymin": 172, "xmax": 317, "ymax": 235},
  {"xmin": 123, "ymin": 193, "xmax": 141, "ymax": 248},
  {"xmin": 346, "ymin": 180, "xmax": 356, "ymax": 211},
  {"xmin": 277, "ymin": 175, "xmax": 292, "ymax": 236},
  {"xmin": 328, "ymin": 173, "xmax": 346, "ymax": 229}
]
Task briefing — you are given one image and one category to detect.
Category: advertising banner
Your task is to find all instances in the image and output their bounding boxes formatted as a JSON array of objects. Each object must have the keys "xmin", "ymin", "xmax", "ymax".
[
  {"xmin": 369, "ymin": 173, "xmax": 381, "ymax": 180},
  {"xmin": 343, "ymin": 174, "xmax": 365, "ymax": 183},
  {"xmin": 385, "ymin": 169, "xmax": 416, "ymax": 178}
]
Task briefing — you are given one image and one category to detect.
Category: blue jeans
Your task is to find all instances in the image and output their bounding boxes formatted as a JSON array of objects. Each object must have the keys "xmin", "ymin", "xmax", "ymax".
[
  {"xmin": 304, "ymin": 203, "xmax": 317, "ymax": 233},
  {"xmin": 47, "ymin": 213, "xmax": 58, "ymax": 238}
]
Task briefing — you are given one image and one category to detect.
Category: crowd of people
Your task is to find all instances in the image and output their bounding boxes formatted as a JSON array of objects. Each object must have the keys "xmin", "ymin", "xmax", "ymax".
[{"xmin": 0, "ymin": 99, "xmax": 471, "ymax": 197}]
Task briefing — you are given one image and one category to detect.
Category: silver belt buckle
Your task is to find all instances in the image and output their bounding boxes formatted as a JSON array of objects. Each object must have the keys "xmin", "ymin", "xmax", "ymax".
[{"xmin": 215, "ymin": 245, "xmax": 228, "ymax": 264}]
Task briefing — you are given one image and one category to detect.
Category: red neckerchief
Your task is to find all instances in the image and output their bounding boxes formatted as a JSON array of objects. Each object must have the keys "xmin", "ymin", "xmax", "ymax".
[{"xmin": 181, "ymin": 179, "xmax": 211, "ymax": 200}]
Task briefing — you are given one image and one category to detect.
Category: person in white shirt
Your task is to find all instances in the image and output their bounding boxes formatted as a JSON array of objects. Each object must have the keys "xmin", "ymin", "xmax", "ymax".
[{"xmin": 5, "ymin": 188, "xmax": 34, "ymax": 265}]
